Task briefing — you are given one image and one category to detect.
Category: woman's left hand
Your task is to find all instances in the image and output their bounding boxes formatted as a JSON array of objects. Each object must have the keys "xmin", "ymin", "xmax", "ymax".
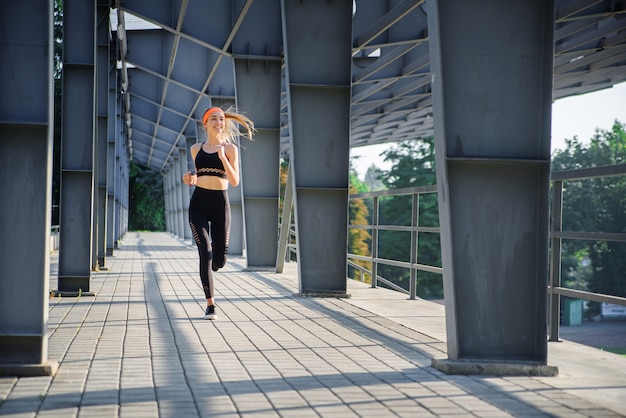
[{"xmin": 215, "ymin": 144, "xmax": 227, "ymax": 161}]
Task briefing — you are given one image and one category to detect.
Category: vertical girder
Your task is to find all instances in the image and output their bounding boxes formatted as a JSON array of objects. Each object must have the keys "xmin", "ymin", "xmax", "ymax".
[
  {"xmin": 95, "ymin": 4, "xmax": 110, "ymax": 269},
  {"xmin": 281, "ymin": 0, "xmax": 353, "ymax": 295},
  {"xmin": 428, "ymin": 0, "xmax": 556, "ymax": 372},
  {"xmin": 58, "ymin": 0, "xmax": 97, "ymax": 293},
  {"xmin": 0, "ymin": 0, "xmax": 58, "ymax": 375},
  {"xmin": 234, "ymin": 60, "xmax": 282, "ymax": 269},
  {"xmin": 232, "ymin": 0, "xmax": 283, "ymax": 269}
]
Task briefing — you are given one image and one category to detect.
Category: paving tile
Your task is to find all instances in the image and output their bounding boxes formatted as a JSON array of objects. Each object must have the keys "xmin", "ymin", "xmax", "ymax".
[{"xmin": 2, "ymin": 232, "xmax": 622, "ymax": 418}]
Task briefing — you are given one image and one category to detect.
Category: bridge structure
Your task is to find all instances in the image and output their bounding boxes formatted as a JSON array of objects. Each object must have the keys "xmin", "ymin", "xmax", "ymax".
[{"xmin": 1, "ymin": 0, "xmax": 626, "ymax": 377}]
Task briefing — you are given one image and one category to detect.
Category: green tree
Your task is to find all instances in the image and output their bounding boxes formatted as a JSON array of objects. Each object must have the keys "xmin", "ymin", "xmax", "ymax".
[
  {"xmin": 375, "ymin": 138, "xmax": 443, "ymax": 298},
  {"xmin": 129, "ymin": 161, "xmax": 166, "ymax": 231},
  {"xmin": 551, "ymin": 120, "xmax": 626, "ymax": 314}
]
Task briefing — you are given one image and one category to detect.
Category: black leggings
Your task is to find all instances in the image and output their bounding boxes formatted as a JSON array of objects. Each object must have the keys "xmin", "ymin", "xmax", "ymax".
[{"xmin": 189, "ymin": 187, "xmax": 230, "ymax": 299}]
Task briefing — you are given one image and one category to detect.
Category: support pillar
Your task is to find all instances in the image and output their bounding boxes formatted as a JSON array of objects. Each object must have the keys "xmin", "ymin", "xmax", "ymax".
[
  {"xmin": 281, "ymin": 0, "xmax": 352, "ymax": 296},
  {"xmin": 178, "ymin": 142, "xmax": 192, "ymax": 241},
  {"xmin": 173, "ymin": 156, "xmax": 184, "ymax": 239},
  {"xmin": 165, "ymin": 164, "xmax": 173, "ymax": 236},
  {"xmin": 428, "ymin": 0, "xmax": 557, "ymax": 375},
  {"xmin": 0, "ymin": 0, "xmax": 58, "ymax": 376},
  {"xmin": 233, "ymin": 0, "xmax": 282, "ymax": 269},
  {"xmin": 106, "ymin": 45, "xmax": 118, "ymax": 256},
  {"xmin": 58, "ymin": 0, "xmax": 96, "ymax": 293},
  {"xmin": 95, "ymin": 2, "xmax": 110, "ymax": 269}
]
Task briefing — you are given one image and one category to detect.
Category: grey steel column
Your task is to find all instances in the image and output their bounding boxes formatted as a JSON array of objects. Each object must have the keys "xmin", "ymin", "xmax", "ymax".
[
  {"xmin": 106, "ymin": 48, "xmax": 118, "ymax": 256},
  {"xmin": 119, "ymin": 149, "xmax": 129, "ymax": 240},
  {"xmin": 232, "ymin": 0, "xmax": 282, "ymax": 269},
  {"xmin": 428, "ymin": 0, "xmax": 556, "ymax": 374},
  {"xmin": 281, "ymin": 0, "xmax": 352, "ymax": 296},
  {"xmin": 184, "ymin": 136, "xmax": 197, "ymax": 240},
  {"xmin": 178, "ymin": 143, "xmax": 191, "ymax": 241},
  {"xmin": 0, "ymin": 0, "xmax": 58, "ymax": 376},
  {"xmin": 234, "ymin": 61, "xmax": 282, "ymax": 269},
  {"xmin": 173, "ymin": 156, "xmax": 184, "ymax": 238},
  {"xmin": 114, "ymin": 96, "xmax": 126, "ymax": 245},
  {"xmin": 58, "ymin": 0, "xmax": 96, "ymax": 293},
  {"xmin": 95, "ymin": 3, "xmax": 109, "ymax": 268},
  {"xmin": 164, "ymin": 170, "xmax": 173, "ymax": 234},
  {"xmin": 169, "ymin": 168, "xmax": 176, "ymax": 235},
  {"xmin": 162, "ymin": 173, "xmax": 168, "ymax": 232}
]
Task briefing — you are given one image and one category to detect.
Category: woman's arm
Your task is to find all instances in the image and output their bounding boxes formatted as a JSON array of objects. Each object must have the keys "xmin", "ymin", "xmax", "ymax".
[
  {"xmin": 182, "ymin": 143, "xmax": 201, "ymax": 186},
  {"xmin": 219, "ymin": 143, "xmax": 240, "ymax": 187}
]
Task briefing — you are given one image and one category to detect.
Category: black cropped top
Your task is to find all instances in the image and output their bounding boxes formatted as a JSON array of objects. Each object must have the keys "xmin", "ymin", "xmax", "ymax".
[{"xmin": 195, "ymin": 147, "xmax": 227, "ymax": 179}]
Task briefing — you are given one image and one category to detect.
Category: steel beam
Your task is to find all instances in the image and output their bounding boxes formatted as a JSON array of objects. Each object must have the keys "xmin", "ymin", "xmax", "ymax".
[
  {"xmin": 0, "ymin": 0, "xmax": 58, "ymax": 375},
  {"xmin": 178, "ymin": 143, "xmax": 192, "ymax": 241},
  {"xmin": 234, "ymin": 60, "xmax": 282, "ymax": 269},
  {"xmin": 173, "ymin": 155, "xmax": 184, "ymax": 238},
  {"xmin": 281, "ymin": 0, "xmax": 352, "ymax": 296},
  {"xmin": 231, "ymin": 0, "xmax": 282, "ymax": 269},
  {"xmin": 58, "ymin": 0, "xmax": 96, "ymax": 293},
  {"xmin": 428, "ymin": 0, "xmax": 556, "ymax": 374},
  {"xmin": 106, "ymin": 47, "xmax": 118, "ymax": 256},
  {"xmin": 95, "ymin": 3, "xmax": 110, "ymax": 269}
]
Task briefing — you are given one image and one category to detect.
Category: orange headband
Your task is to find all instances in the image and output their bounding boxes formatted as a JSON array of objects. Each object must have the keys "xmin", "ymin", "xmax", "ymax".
[{"xmin": 202, "ymin": 107, "xmax": 224, "ymax": 125}]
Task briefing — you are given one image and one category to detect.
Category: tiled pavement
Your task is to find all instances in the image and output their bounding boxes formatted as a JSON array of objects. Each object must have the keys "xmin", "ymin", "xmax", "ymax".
[{"xmin": 0, "ymin": 232, "xmax": 624, "ymax": 417}]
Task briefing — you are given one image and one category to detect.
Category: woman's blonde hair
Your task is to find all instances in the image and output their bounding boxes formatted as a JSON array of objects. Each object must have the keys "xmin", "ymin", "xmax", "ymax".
[{"xmin": 202, "ymin": 106, "xmax": 255, "ymax": 144}]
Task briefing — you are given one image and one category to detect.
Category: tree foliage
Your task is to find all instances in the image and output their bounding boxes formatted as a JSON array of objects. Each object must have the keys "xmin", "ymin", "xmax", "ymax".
[
  {"xmin": 129, "ymin": 161, "xmax": 166, "ymax": 231},
  {"xmin": 551, "ymin": 120, "xmax": 626, "ymax": 312}
]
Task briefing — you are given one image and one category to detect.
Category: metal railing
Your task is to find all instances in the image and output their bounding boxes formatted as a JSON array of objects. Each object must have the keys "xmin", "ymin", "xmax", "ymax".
[
  {"xmin": 348, "ymin": 185, "xmax": 442, "ymax": 300},
  {"xmin": 548, "ymin": 164, "xmax": 626, "ymax": 341},
  {"xmin": 280, "ymin": 164, "xmax": 626, "ymax": 335}
]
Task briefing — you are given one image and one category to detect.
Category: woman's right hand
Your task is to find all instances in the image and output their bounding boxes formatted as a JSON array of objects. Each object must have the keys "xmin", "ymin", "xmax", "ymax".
[{"xmin": 183, "ymin": 171, "xmax": 197, "ymax": 186}]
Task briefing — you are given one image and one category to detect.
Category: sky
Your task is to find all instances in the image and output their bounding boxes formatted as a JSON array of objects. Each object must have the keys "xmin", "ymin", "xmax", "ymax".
[{"xmin": 350, "ymin": 81, "xmax": 626, "ymax": 177}]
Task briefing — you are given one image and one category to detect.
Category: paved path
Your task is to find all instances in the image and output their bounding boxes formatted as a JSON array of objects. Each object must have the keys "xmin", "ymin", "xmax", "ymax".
[{"xmin": 1, "ymin": 232, "xmax": 624, "ymax": 417}]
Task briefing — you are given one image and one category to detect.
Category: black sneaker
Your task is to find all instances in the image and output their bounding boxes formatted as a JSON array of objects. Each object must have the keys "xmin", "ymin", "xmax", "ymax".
[{"xmin": 204, "ymin": 305, "xmax": 218, "ymax": 320}]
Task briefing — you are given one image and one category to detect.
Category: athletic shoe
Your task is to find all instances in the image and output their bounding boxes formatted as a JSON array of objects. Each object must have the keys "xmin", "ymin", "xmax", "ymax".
[{"xmin": 204, "ymin": 305, "xmax": 218, "ymax": 320}]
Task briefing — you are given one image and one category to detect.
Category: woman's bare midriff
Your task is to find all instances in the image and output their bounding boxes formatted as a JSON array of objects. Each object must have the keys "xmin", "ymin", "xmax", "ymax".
[{"xmin": 195, "ymin": 176, "xmax": 228, "ymax": 191}]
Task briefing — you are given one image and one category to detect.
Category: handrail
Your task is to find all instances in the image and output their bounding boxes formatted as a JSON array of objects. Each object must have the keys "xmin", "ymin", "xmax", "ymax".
[
  {"xmin": 347, "ymin": 185, "xmax": 441, "ymax": 300},
  {"xmin": 548, "ymin": 163, "xmax": 626, "ymax": 341},
  {"xmin": 281, "ymin": 163, "xmax": 626, "ymax": 336}
]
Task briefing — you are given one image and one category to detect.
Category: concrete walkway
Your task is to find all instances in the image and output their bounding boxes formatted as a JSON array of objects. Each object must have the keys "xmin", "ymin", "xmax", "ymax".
[{"xmin": 0, "ymin": 232, "xmax": 624, "ymax": 417}]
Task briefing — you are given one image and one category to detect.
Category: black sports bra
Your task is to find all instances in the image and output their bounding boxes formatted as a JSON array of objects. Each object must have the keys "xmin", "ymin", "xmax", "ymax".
[{"xmin": 195, "ymin": 147, "xmax": 227, "ymax": 179}]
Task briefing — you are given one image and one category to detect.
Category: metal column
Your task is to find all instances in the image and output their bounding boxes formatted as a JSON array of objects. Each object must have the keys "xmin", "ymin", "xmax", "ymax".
[
  {"xmin": 115, "ymin": 100, "xmax": 130, "ymax": 244},
  {"xmin": 165, "ymin": 170, "xmax": 174, "ymax": 234},
  {"xmin": 58, "ymin": 0, "xmax": 96, "ymax": 293},
  {"xmin": 234, "ymin": 60, "xmax": 282, "ymax": 269},
  {"xmin": 281, "ymin": 0, "xmax": 352, "ymax": 296},
  {"xmin": 173, "ymin": 157, "xmax": 184, "ymax": 238},
  {"xmin": 106, "ymin": 42, "xmax": 118, "ymax": 256},
  {"xmin": 0, "ymin": 0, "xmax": 58, "ymax": 375},
  {"xmin": 95, "ymin": 2, "xmax": 110, "ymax": 269},
  {"xmin": 178, "ymin": 142, "xmax": 192, "ymax": 241},
  {"xmin": 428, "ymin": 0, "xmax": 556, "ymax": 374},
  {"xmin": 232, "ymin": 0, "xmax": 282, "ymax": 269}
]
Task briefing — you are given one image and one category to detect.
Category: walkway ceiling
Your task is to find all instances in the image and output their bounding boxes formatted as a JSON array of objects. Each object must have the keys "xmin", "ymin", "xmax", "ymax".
[{"xmin": 112, "ymin": 0, "xmax": 626, "ymax": 173}]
